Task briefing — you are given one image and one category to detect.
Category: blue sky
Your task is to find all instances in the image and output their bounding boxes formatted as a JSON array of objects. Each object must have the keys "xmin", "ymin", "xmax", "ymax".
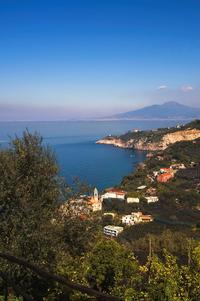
[{"xmin": 0, "ymin": 0, "xmax": 200, "ymax": 120}]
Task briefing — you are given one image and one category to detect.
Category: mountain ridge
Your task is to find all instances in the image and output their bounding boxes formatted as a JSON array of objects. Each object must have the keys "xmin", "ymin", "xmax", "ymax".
[{"xmin": 106, "ymin": 102, "xmax": 200, "ymax": 120}]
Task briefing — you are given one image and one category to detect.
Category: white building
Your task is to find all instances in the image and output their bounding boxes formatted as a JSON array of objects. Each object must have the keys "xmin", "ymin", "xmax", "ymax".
[
  {"xmin": 131, "ymin": 211, "xmax": 143, "ymax": 223},
  {"xmin": 127, "ymin": 197, "xmax": 140, "ymax": 203},
  {"xmin": 153, "ymin": 171, "xmax": 159, "ymax": 177},
  {"xmin": 122, "ymin": 215, "xmax": 135, "ymax": 226},
  {"xmin": 145, "ymin": 196, "xmax": 159, "ymax": 203},
  {"xmin": 132, "ymin": 211, "xmax": 153, "ymax": 223},
  {"xmin": 137, "ymin": 185, "xmax": 147, "ymax": 190},
  {"xmin": 121, "ymin": 212, "xmax": 153, "ymax": 226},
  {"xmin": 101, "ymin": 189, "xmax": 126, "ymax": 201},
  {"xmin": 170, "ymin": 163, "xmax": 186, "ymax": 170},
  {"xmin": 103, "ymin": 212, "xmax": 116, "ymax": 218},
  {"xmin": 103, "ymin": 225, "xmax": 124, "ymax": 237}
]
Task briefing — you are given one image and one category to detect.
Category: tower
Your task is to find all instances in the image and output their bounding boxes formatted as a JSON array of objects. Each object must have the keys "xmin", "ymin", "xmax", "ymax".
[{"xmin": 94, "ymin": 187, "xmax": 98, "ymax": 201}]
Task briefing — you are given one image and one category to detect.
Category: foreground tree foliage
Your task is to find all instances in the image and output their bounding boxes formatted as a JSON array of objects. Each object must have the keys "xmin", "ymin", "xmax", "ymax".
[
  {"xmin": 85, "ymin": 239, "xmax": 141, "ymax": 297},
  {"xmin": 1, "ymin": 132, "xmax": 200, "ymax": 300},
  {"xmin": 0, "ymin": 131, "xmax": 61, "ymax": 299}
]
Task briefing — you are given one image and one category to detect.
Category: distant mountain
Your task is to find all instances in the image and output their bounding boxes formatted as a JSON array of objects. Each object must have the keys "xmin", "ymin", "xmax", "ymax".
[{"xmin": 108, "ymin": 102, "xmax": 200, "ymax": 120}]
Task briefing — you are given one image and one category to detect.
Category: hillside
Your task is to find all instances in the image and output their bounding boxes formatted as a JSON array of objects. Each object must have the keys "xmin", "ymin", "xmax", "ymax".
[
  {"xmin": 120, "ymin": 137, "xmax": 200, "ymax": 218},
  {"xmin": 97, "ymin": 120, "xmax": 200, "ymax": 151},
  {"xmin": 100, "ymin": 124, "xmax": 200, "ymax": 263},
  {"xmin": 108, "ymin": 101, "xmax": 200, "ymax": 120}
]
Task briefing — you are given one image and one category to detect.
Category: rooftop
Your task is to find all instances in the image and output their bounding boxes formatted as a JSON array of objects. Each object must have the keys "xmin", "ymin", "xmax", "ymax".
[
  {"xmin": 104, "ymin": 225, "xmax": 124, "ymax": 231},
  {"xmin": 107, "ymin": 188, "xmax": 126, "ymax": 193}
]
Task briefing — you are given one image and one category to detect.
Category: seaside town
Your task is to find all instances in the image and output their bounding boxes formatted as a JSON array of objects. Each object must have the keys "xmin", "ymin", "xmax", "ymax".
[
  {"xmin": 60, "ymin": 186, "xmax": 155, "ymax": 237},
  {"xmin": 60, "ymin": 125, "xmax": 200, "ymax": 238}
]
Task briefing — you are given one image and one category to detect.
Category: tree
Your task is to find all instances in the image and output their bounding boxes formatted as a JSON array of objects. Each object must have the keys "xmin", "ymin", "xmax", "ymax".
[
  {"xmin": 85, "ymin": 239, "xmax": 141, "ymax": 298},
  {"xmin": 147, "ymin": 250, "xmax": 188, "ymax": 301},
  {"xmin": 0, "ymin": 131, "xmax": 61, "ymax": 299}
]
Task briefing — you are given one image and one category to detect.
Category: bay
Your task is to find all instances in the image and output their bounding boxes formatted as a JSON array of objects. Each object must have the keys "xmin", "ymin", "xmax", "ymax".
[{"xmin": 0, "ymin": 120, "xmax": 185, "ymax": 190}]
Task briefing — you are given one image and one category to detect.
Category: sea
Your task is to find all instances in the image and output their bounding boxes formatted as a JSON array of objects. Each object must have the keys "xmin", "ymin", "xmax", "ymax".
[{"xmin": 0, "ymin": 120, "xmax": 185, "ymax": 191}]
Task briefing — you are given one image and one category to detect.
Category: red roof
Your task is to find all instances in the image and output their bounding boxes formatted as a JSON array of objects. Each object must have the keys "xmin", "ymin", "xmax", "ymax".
[
  {"xmin": 107, "ymin": 188, "xmax": 126, "ymax": 194},
  {"xmin": 141, "ymin": 216, "xmax": 153, "ymax": 222},
  {"xmin": 157, "ymin": 173, "xmax": 174, "ymax": 183}
]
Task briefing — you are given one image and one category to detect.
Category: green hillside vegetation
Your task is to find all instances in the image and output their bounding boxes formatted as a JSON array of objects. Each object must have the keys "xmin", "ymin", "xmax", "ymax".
[
  {"xmin": 110, "ymin": 119, "xmax": 200, "ymax": 145},
  {"xmin": 1, "ymin": 131, "xmax": 200, "ymax": 300},
  {"xmin": 165, "ymin": 138, "xmax": 200, "ymax": 163},
  {"xmin": 116, "ymin": 130, "xmax": 200, "ymax": 262}
]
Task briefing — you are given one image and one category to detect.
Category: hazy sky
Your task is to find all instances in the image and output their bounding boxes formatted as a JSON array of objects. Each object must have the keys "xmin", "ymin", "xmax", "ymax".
[{"xmin": 0, "ymin": 0, "xmax": 200, "ymax": 120}]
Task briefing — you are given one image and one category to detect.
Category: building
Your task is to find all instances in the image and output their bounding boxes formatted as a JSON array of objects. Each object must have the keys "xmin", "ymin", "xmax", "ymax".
[
  {"xmin": 146, "ymin": 187, "xmax": 157, "ymax": 195},
  {"xmin": 122, "ymin": 215, "xmax": 135, "ymax": 226},
  {"xmin": 131, "ymin": 211, "xmax": 143, "ymax": 223},
  {"xmin": 160, "ymin": 167, "xmax": 173, "ymax": 174},
  {"xmin": 147, "ymin": 174, "xmax": 154, "ymax": 182},
  {"xmin": 153, "ymin": 171, "xmax": 159, "ymax": 177},
  {"xmin": 132, "ymin": 211, "xmax": 153, "ymax": 223},
  {"xmin": 132, "ymin": 129, "xmax": 140, "ymax": 133},
  {"xmin": 88, "ymin": 188, "xmax": 102, "ymax": 212},
  {"xmin": 103, "ymin": 212, "xmax": 116, "ymax": 218},
  {"xmin": 137, "ymin": 185, "xmax": 147, "ymax": 190},
  {"xmin": 145, "ymin": 196, "xmax": 159, "ymax": 203},
  {"xmin": 157, "ymin": 172, "xmax": 174, "ymax": 183},
  {"xmin": 101, "ymin": 188, "xmax": 126, "ymax": 200},
  {"xmin": 170, "ymin": 163, "xmax": 186, "ymax": 170},
  {"xmin": 121, "ymin": 212, "xmax": 153, "ymax": 225},
  {"xmin": 140, "ymin": 214, "xmax": 153, "ymax": 222},
  {"xmin": 156, "ymin": 166, "xmax": 175, "ymax": 182},
  {"xmin": 127, "ymin": 197, "xmax": 140, "ymax": 203},
  {"xmin": 103, "ymin": 225, "xmax": 124, "ymax": 237},
  {"xmin": 157, "ymin": 155, "xmax": 164, "ymax": 161}
]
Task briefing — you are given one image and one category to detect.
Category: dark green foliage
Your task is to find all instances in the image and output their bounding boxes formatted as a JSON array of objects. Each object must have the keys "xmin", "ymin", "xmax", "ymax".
[
  {"xmin": 0, "ymin": 131, "xmax": 61, "ymax": 299},
  {"xmin": 62, "ymin": 216, "xmax": 102, "ymax": 256},
  {"xmin": 121, "ymin": 169, "xmax": 149, "ymax": 192},
  {"xmin": 165, "ymin": 138, "xmax": 200, "ymax": 164},
  {"xmin": 117, "ymin": 126, "xmax": 179, "ymax": 144},
  {"xmin": 183, "ymin": 119, "xmax": 200, "ymax": 130},
  {"xmin": 85, "ymin": 239, "xmax": 141, "ymax": 296}
]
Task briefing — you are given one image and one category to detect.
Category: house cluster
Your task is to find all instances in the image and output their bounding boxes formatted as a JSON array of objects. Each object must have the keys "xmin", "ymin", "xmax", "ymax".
[
  {"xmin": 122, "ymin": 211, "xmax": 153, "ymax": 226},
  {"xmin": 127, "ymin": 196, "xmax": 159, "ymax": 204},
  {"xmin": 157, "ymin": 168, "xmax": 175, "ymax": 183},
  {"xmin": 150, "ymin": 164, "xmax": 186, "ymax": 183},
  {"xmin": 63, "ymin": 188, "xmax": 102, "ymax": 219},
  {"xmin": 65, "ymin": 186, "xmax": 159, "ymax": 219},
  {"xmin": 103, "ymin": 211, "xmax": 153, "ymax": 237},
  {"xmin": 101, "ymin": 187, "xmax": 159, "ymax": 204},
  {"xmin": 64, "ymin": 186, "xmax": 156, "ymax": 236}
]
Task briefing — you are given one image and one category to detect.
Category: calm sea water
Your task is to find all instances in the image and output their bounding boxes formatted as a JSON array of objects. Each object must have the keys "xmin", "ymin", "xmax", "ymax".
[{"xmin": 0, "ymin": 120, "xmax": 185, "ymax": 190}]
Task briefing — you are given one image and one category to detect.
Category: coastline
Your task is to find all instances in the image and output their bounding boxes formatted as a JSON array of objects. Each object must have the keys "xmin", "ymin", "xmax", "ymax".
[{"xmin": 96, "ymin": 126, "xmax": 200, "ymax": 152}]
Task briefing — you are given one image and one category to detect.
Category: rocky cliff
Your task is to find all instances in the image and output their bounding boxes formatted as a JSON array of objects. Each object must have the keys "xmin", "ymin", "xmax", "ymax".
[
  {"xmin": 96, "ymin": 137, "xmax": 132, "ymax": 148},
  {"xmin": 96, "ymin": 128, "xmax": 200, "ymax": 151}
]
